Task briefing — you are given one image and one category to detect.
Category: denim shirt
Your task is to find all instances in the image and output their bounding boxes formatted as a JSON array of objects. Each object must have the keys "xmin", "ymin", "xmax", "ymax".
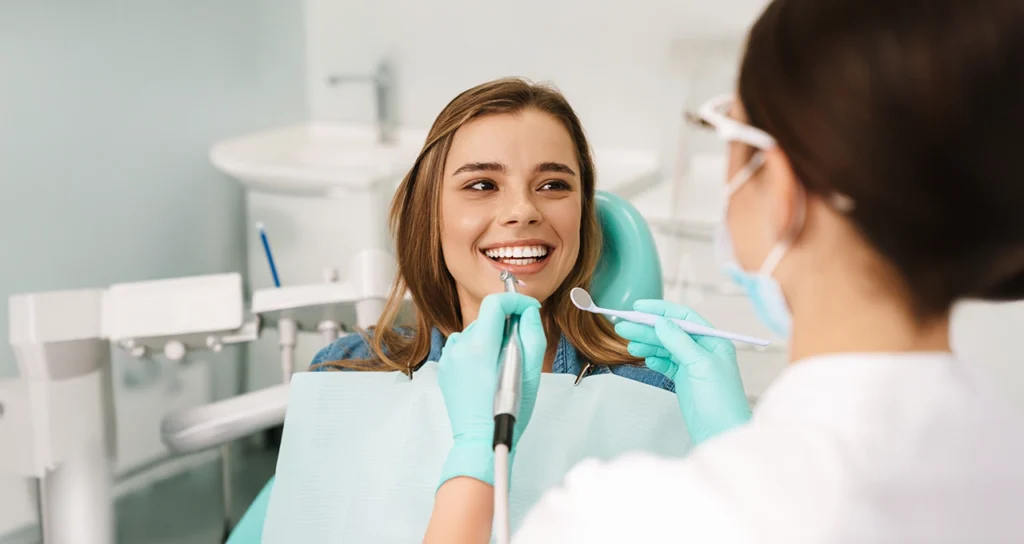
[{"xmin": 310, "ymin": 327, "xmax": 675, "ymax": 392}]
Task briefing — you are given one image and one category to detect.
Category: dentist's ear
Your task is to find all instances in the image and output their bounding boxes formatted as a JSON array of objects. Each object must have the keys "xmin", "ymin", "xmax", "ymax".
[{"xmin": 763, "ymin": 146, "xmax": 804, "ymax": 239}]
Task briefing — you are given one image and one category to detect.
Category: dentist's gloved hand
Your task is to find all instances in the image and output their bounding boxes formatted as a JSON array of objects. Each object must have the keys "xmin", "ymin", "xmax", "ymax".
[
  {"xmin": 615, "ymin": 300, "xmax": 751, "ymax": 445},
  {"xmin": 437, "ymin": 293, "xmax": 547, "ymax": 488}
]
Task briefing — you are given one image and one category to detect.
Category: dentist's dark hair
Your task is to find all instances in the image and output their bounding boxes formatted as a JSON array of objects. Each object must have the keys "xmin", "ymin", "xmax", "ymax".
[{"xmin": 739, "ymin": 0, "xmax": 1024, "ymax": 318}]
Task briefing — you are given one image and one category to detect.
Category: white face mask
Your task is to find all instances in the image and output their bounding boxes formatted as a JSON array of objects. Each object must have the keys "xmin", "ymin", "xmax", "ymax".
[
  {"xmin": 689, "ymin": 94, "xmax": 799, "ymax": 339},
  {"xmin": 691, "ymin": 94, "xmax": 855, "ymax": 339},
  {"xmin": 713, "ymin": 153, "xmax": 802, "ymax": 339}
]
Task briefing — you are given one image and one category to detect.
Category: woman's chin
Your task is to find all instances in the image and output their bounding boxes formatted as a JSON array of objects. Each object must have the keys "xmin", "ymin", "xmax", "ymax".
[{"xmin": 515, "ymin": 283, "xmax": 554, "ymax": 305}]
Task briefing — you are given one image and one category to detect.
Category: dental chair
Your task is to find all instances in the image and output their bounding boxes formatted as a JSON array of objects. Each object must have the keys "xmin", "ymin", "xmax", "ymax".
[{"xmin": 160, "ymin": 190, "xmax": 663, "ymax": 543}]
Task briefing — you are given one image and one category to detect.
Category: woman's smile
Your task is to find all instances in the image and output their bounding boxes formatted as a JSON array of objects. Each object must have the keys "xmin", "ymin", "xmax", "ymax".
[{"xmin": 479, "ymin": 240, "xmax": 556, "ymax": 275}]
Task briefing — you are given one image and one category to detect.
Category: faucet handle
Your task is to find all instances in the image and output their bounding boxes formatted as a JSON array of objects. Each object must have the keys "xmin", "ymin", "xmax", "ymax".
[
  {"xmin": 326, "ymin": 58, "xmax": 393, "ymax": 87},
  {"xmin": 326, "ymin": 73, "xmax": 365, "ymax": 86},
  {"xmin": 324, "ymin": 57, "xmax": 397, "ymax": 144},
  {"xmin": 374, "ymin": 58, "xmax": 394, "ymax": 84}
]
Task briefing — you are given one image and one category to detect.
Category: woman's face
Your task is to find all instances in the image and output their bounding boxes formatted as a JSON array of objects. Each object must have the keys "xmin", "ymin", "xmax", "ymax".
[{"xmin": 439, "ymin": 108, "xmax": 583, "ymax": 320}]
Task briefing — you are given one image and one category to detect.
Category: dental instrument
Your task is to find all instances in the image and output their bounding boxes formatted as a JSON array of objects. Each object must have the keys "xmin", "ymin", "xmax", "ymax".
[
  {"xmin": 257, "ymin": 222, "xmax": 281, "ymax": 288},
  {"xmin": 493, "ymin": 270, "xmax": 523, "ymax": 544},
  {"xmin": 570, "ymin": 287, "xmax": 771, "ymax": 347}
]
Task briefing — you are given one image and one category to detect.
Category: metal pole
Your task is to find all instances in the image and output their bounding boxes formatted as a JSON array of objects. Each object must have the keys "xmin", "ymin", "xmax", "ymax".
[{"xmin": 39, "ymin": 437, "xmax": 114, "ymax": 544}]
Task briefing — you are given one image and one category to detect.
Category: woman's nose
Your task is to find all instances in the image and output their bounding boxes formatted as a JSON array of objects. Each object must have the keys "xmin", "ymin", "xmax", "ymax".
[{"xmin": 498, "ymin": 192, "xmax": 542, "ymax": 226}]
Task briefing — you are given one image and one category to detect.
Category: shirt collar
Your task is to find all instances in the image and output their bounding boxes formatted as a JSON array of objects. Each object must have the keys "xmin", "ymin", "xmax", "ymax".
[{"xmin": 426, "ymin": 327, "xmax": 445, "ymax": 362}]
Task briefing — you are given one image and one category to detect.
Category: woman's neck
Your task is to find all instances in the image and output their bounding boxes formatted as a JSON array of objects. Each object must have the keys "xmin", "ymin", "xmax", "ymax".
[
  {"xmin": 460, "ymin": 303, "xmax": 480, "ymax": 329},
  {"xmin": 460, "ymin": 298, "xmax": 557, "ymax": 372},
  {"xmin": 788, "ymin": 286, "xmax": 952, "ymax": 364}
]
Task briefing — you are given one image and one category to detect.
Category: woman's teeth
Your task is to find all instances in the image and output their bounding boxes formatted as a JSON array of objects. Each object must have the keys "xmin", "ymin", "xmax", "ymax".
[{"xmin": 484, "ymin": 245, "xmax": 550, "ymax": 265}]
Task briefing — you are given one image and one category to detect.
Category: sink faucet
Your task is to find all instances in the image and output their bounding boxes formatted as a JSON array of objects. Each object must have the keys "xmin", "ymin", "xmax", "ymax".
[{"xmin": 327, "ymin": 59, "xmax": 397, "ymax": 145}]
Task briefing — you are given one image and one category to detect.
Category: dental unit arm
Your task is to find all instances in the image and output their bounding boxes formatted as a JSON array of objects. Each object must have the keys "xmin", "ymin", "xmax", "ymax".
[
  {"xmin": 0, "ymin": 249, "xmax": 402, "ymax": 544},
  {"xmin": 157, "ymin": 250, "xmax": 402, "ymax": 542},
  {"xmin": 160, "ymin": 249, "xmax": 404, "ymax": 455},
  {"xmin": 0, "ymin": 273, "xmax": 253, "ymax": 544}
]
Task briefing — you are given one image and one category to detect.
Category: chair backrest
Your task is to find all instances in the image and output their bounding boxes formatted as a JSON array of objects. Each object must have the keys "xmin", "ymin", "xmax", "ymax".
[{"xmin": 591, "ymin": 190, "xmax": 663, "ymax": 312}]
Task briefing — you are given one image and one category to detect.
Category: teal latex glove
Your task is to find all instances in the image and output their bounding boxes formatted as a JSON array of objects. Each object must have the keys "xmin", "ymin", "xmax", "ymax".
[
  {"xmin": 614, "ymin": 299, "xmax": 751, "ymax": 445},
  {"xmin": 437, "ymin": 292, "xmax": 547, "ymax": 488}
]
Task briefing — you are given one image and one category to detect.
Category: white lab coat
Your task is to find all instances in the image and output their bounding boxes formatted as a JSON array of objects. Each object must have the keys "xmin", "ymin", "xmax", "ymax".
[{"xmin": 514, "ymin": 352, "xmax": 1024, "ymax": 543}]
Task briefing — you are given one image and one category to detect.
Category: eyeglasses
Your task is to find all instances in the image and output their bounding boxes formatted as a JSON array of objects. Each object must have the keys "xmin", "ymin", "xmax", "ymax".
[
  {"xmin": 685, "ymin": 94, "xmax": 777, "ymax": 150},
  {"xmin": 684, "ymin": 94, "xmax": 856, "ymax": 213}
]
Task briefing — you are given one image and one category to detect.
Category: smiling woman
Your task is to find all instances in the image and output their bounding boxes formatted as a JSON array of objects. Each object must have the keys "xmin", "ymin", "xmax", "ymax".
[
  {"xmin": 311, "ymin": 78, "xmax": 672, "ymax": 390},
  {"xmin": 441, "ymin": 109, "xmax": 583, "ymax": 325}
]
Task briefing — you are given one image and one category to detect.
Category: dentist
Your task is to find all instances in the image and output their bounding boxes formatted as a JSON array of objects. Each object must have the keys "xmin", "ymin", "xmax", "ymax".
[{"xmin": 424, "ymin": 0, "xmax": 1024, "ymax": 541}]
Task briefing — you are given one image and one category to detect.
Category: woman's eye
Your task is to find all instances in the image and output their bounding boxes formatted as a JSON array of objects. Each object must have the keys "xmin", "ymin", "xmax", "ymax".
[
  {"xmin": 540, "ymin": 180, "xmax": 572, "ymax": 191},
  {"xmin": 467, "ymin": 180, "xmax": 496, "ymax": 191}
]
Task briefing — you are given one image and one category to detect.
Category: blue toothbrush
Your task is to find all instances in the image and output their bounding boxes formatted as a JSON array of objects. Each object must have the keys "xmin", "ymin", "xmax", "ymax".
[{"xmin": 256, "ymin": 222, "xmax": 281, "ymax": 288}]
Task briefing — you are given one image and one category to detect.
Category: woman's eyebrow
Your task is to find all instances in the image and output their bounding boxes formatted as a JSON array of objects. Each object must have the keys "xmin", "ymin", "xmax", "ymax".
[
  {"xmin": 536, "ymin": 162, "xmax": 577, "ymax": 176},
  {"xmin": 451, "ymin": 162, "xmax": 506, "ymax": 176},
  {"xmin": 450, "ymin": 161, "xmax": 577, "ymax": 176}
]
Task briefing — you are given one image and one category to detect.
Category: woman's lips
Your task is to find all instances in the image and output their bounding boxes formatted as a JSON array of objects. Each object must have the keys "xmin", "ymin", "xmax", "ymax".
[{"xmin": 481, "ymin": 249, "xmax": 553, "ymax": 275}]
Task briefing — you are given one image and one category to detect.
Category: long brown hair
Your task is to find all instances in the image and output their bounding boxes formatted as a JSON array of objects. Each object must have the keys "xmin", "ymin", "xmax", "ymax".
[{"xmin": 322, "ymin": 78, "xmax": 639, "ymax": 374}]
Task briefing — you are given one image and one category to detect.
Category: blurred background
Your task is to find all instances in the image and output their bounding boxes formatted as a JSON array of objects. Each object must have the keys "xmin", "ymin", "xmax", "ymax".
[{"xmin": 1, "ymin": 1, "xmax": 1021, "ymax": 543}]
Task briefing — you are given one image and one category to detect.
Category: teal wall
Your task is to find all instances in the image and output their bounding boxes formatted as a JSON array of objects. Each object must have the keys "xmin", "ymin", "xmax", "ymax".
[{"xmin": 0, "ymin": 1, "xmax": 308, "ymax": 538}]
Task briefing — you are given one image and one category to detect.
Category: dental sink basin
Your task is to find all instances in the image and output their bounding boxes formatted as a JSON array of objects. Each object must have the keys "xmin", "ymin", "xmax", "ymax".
[
  {"xmin": 210, "ymin": 121, "xmax": 661, "ymax": 198},
  {"xmin": 210, "ymin": 122, "xmax": 427, "ymax": 197}
]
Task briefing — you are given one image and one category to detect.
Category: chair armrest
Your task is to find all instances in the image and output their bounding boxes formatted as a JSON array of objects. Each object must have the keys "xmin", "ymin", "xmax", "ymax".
[{"xmin": 161, "ymin": 384, "xmax": 289, "ymax": 454}]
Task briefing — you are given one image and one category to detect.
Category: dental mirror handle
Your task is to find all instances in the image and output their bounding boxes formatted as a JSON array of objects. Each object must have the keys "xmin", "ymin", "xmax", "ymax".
[{"xmin": 603, "ymin": 308, "xmax": 771, "ymax": 347}]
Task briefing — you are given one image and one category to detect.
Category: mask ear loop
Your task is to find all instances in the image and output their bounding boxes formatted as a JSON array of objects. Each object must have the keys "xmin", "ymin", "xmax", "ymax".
[
  {"xmin": 759, "ymin": 189, "xmax": 852, "ymax": 276},
  {"xmin": 725, "ymin": 153, "xmax": 767, "ymax": 196},
  {"xmin": 759, "ymin": 187, "xmax": 807, "ymax": 277},
  {"xmin": 723, "ymin": 149, "xmax": 806, "ymax": 278}
]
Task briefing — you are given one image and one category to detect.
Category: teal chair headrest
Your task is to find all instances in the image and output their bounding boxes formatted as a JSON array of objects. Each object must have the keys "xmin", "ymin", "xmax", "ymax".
[{"xmin": 591, "ymin": 190, "xmax": 663, "ymax": 312}]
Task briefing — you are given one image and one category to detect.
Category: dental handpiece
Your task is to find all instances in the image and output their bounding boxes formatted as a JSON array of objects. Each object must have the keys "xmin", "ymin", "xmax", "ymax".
[{"xmin": 492, "ymin": 270, "xmax": 523, "ymax": 450}]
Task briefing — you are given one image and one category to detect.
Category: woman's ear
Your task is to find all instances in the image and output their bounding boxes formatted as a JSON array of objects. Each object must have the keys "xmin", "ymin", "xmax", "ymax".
[{"xmin": 763, "ymin": 147, "xmax": 803, "ymax": 239}]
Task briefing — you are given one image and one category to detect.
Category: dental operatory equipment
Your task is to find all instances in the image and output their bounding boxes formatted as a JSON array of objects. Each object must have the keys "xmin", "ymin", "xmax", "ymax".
[
  {"xmin": 1, "ymin": 273, "xmax": 255, "ymax": 544},
  {"xmin": 492, "ymin": 270, "xmax": 524, "ymax": 544},
  {"xmin": 570, "ymin": 287, "xmax": 771, "ymax": 347},
  {"xmin": 0, "ymin": 248, "xmax": 401, "ymax": 544}
]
